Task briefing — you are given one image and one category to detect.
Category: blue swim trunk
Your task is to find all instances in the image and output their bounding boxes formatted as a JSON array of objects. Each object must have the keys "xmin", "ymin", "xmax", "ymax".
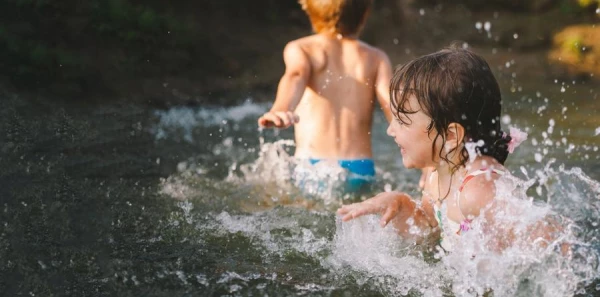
[{"xmin": 294, "ymin": 158, "xmax": 375, "ymax": 195}]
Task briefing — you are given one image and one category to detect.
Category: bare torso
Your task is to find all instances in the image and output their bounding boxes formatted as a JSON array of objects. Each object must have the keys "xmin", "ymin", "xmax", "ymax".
[{"xmin": 292, "ymin": 34, "xmax": 385, "ymax": 159}]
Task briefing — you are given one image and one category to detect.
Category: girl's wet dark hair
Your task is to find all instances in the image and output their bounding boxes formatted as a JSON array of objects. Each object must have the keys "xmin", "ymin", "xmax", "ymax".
[{"xmin": 390, "ymin": 44, "xmax": 511, "ymax": 171}]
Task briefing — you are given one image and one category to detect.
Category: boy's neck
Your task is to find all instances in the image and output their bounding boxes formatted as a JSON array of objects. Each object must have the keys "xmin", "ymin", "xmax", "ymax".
[{"xmin": 318, "ymin": 32, "xmax": 359, "ymax": 40}]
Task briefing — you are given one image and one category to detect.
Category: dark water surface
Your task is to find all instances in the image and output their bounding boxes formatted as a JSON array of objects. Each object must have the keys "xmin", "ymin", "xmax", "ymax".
[{"xmin": 1, "ymin": 65, "xmax": 599, "ymax": 297}]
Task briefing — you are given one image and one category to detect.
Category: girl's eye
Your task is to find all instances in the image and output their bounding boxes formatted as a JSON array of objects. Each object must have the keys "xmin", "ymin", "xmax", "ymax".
[{"xmin": 395, "ymin": 116, "xmax": 409, "ymax": 126}]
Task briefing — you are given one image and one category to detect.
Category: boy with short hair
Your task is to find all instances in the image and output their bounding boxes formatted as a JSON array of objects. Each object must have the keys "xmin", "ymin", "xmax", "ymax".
[{"xmin": 258, "ymin": 0, "xmax": 393, "ymax": 192}]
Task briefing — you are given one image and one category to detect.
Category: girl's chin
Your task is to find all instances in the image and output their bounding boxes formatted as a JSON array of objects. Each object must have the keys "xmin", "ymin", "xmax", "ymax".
[
  {"xmin": 401, "ymin": 160, "xmax": 414, "ymax": 169},
  {"xmin": 402, "ymin": 158, "xmax": 428, "ymax": 170}
]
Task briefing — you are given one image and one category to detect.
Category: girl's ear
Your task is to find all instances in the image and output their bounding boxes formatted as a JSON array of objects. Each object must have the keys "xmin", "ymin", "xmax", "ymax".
[{"xmin": 445, "ymin": 122, "xmax": 465, "ymax": 152}]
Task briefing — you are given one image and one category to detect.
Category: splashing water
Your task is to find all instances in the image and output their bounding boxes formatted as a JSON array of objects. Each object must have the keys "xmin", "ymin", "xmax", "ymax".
[
  {"xmin": 328, "ymin": 167, "xmax": 600, "ymax": 297},
  {"xmin": 150, "ymin": 96, "xmax": 600, "ymax": 296}
]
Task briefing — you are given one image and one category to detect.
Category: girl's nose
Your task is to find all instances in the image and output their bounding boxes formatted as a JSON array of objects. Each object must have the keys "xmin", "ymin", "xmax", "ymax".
[{"xmin": 386, "ymin": 122, "xmax": 394, "ymax": 136}]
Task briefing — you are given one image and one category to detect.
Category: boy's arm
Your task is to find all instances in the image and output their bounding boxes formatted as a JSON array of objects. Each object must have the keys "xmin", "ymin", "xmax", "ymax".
[
  {"xmin": 258, "ymin": 42, "xmax": 311, "ymax": 128},
  {"xmin": 374, "ymin": 50, "xmax": 393, "ymax": 123}
]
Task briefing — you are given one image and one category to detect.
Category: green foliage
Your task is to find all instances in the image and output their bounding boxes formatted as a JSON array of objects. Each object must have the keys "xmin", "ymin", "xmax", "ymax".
[
  {"xmin": 0, "ymin": 0, "xmax": 198, "ymax": 90},
  {"xmin": 561, "ymin": 35, "xmax": 585, "ymax": 60},
  {"xmin": 55, "ymin": 49, "xmax": 80, "ymax": 67},
  {"xmin": 138, "ymin": 8, "xmax": 159, "ymax": 31},
  {"xmin": 29, "ymin": 44, "xmax": 49, "ymax": 65},
  {"xmin": 559, "ymin": 0, "xmax": 600, "ymax": 13},
  {"xmin": 107, "ymin": 0, "xmax": 130, "ymax": 22},
  {"xmin": 577, "ymin": 0, "xmax": 600, "ymax": 7},
  {"xmin": 0, "ymin": 0, "xmax": 299, "ymax": 97}
]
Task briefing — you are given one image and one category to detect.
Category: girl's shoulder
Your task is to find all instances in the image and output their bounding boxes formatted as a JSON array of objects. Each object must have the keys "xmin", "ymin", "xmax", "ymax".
[{"xmin": 457, "ymin": 164, "xmax": 506, "ymax": 218}]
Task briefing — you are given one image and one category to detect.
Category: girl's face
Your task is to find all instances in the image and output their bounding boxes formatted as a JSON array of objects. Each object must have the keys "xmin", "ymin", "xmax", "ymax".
[{"xmin": 387, "ymin": 94, "xmax": 440, "ymax": 169}]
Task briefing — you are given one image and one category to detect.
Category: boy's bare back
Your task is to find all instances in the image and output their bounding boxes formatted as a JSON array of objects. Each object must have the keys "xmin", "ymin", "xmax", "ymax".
[
  {"xmin": 259, "ymin": 34, "xmax": 392, "ymax": 160},
  {"xmin": 293, "ymin": 35, "xmax": 391, "ymax": 159},
  {"xmin": 258, "ymin": 0, "xmax": 392, "ymax": 166}
]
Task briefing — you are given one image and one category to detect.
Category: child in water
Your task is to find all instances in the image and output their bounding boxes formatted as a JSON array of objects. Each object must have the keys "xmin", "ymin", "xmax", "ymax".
[
  {"xmin": 257, "ymin": 0, "xmax": 394, "ymax": 193},
  {"xmin": 337, "ymin": 45, "xmax": 531, "ymax": 251}
]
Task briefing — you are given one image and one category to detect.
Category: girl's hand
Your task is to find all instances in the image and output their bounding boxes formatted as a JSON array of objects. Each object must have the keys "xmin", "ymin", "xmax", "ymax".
[
  {"xmin": 337, "ymin": 191, "xmax": 409, "ymax": 227},
  {"xmin": 258, "ymin": 111, "xmax": 299, "ymax": 128}
]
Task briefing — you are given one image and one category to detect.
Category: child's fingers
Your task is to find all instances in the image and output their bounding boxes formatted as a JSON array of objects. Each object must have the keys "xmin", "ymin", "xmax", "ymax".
[
  {"xmin": 258, "ymin": 111, "xmax": 298, "ymax": 128},
  {"xmin": 258, "ymin": 116, "xmax": 273, "ymax": 127},
  {"xmin": 341, "ymin": 205, "xmax": 376, "ymax": 221},
  {"xmin": 337, "ymin": 205, "xmax": 352, "ymax": 215},
  {"xmin": 261, "ymin": 113, "xmax": 283, "ymax": 127},
  {"xmin": 337, "ymin": 204, "xmax": 361, "ymax": 217},
  {"xmin": 277, "ymin": 112, "xmax": 292, "ymax": 127},
  {"xmin": 342, "ymin": 212, "xmax": 359, "ymax": 222},
  {"xmin": 286, "ymin": 111, "xmax": 299, "ymax": 124},
  {"xmin": 380, "ymin": 206, "xmax": 398, "ymax": 227}
]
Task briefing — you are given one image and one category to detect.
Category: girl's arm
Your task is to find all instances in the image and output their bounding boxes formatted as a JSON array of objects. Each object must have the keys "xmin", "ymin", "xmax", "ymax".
[{"xmin": 337, "ymin": 191, "xmax": 437, "ymax": 240}]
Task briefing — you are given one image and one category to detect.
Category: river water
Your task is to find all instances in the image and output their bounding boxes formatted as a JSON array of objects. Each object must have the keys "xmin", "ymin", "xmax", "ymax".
[{"xmin": 1, "ymin": 64, "xmax": 599, "ymax": 296}]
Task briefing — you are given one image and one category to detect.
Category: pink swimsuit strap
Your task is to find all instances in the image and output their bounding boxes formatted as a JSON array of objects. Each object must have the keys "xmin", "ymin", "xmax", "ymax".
[
  {"xmin": 458, "ymin": 168, "xmax": 505, "ymax": 192},
  {"xmin": 455, "ymin": 168, "xmax": 505, "ymax": 235}
]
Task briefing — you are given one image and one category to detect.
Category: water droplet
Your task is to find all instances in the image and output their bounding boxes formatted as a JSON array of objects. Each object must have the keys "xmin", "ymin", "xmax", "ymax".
[
  {"xmin": 419, "ymin": 9, "xmax": 425, "ymax": 16},
  {"xmin": 513, "ymin": 33, "xmax": 519, "ymax": 39},
  {"xmin": 384, "ymin": 183, "xmax": 392, "ymax": 192},
  {"xmin": 475, "ymin": 22, "xmax": 482, "ymax": 30},
  {"xmin": 560, "ymin": 86, "xmax": 566, "ymax": 93}
]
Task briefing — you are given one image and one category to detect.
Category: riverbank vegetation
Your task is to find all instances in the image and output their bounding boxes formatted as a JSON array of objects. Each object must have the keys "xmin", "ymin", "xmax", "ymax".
[{"xmin": 0, "ymin": 0, "xmax": 598, "ymax": 105}]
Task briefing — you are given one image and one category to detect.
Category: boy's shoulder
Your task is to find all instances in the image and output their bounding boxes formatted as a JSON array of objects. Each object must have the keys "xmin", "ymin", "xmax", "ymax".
[
  {"xmin": 288, "ymin": 34, "xmax": 321, "ymax": 46},
  {"xmin": 355, "ymin": 40, "xmax": 391, "ymax": 61},
  {"xmin": 284, "ymin": 35, "xmax": 390, "ymax": 69},
  {"xmin": 291, "ymin": 35, "xmax": 385, "ymax": 50}
]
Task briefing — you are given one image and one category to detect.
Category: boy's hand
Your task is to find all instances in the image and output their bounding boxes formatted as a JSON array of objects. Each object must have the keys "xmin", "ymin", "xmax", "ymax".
[
  {"xmin": 258, "ymin": 111, "xmax": 299, "ymax": 128},
  {"xmin": 337, "ymin": 191, "xmax": 408, "ymax": 227}
]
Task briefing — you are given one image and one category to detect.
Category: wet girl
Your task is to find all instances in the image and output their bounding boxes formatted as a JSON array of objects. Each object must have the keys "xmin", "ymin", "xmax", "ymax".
[{"xmin": 337, "ymin": 45, "xmax": 528, "ymax": 251}]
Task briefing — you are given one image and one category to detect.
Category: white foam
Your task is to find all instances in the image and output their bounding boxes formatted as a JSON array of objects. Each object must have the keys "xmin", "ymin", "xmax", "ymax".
[
  {"xmin": 329, "ymin": 168, "xmax": 600, "ymax": 297},
  {"xmin": 152, "ymin": 101, "xmax": 268, "ymax": 142}
]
